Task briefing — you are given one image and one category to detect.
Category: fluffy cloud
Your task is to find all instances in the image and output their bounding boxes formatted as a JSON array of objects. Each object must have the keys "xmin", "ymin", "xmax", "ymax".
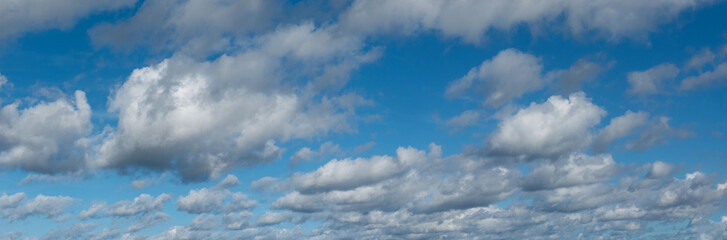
[
  {"xmin": 627, "ymin": 63, "xmax": 680, "ymax": 95},
  {"xmin": 0, "ymin": 90, "xmax": 91, "ymax": 173},
  {"xmin": 0, "ymin": 0, "xmax": 137, "ymax": 40},
  {"xmin": 92, "ymin": 22, "xmax": 376, "ymax": 182},
  {"xmin": 488, "ymin": 92, "xmax": 606, "ymax": 159},
  {"xmin": 446, "ymin": 48, "xmax": 545, "ymax": 107},
  {"xmin": 176, "ymin": 175, "xmax": 256, "ymax": 214},
  {"xmin": 290, "ymin": 145, "xmax": 438, "ymax": 194}
]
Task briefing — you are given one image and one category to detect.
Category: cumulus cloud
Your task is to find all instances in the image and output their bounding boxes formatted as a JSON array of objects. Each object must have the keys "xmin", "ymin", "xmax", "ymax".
[
  {"xmin": 92, "ymin": 22, "xmax": 376, "ymax": 182},
  {"xmin": 627, "ymin": 63, "xmax": 680, "ymax": 95},
  {"xmin": 446, "ymin": 48, "xmax": 545, "ymax": 107},
  {"xmin": 0, "ymin": 90, "xmax": 92, "ymax": 174},
  {"xmin": 488, "ymin": 92, "xmax": 606, "ymax": 159},
  {"xmin": 0, "ymin": 0, "xmax": 137, "ymax": 40}
]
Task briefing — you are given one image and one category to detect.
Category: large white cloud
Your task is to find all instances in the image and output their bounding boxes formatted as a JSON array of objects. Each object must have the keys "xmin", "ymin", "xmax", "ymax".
[
  {"xmin": 0, "ymin": 90, "xmax": 92, "ymax": 173},
  {"xmin": 92, "ymin": 23, "xmax": 376, "ymax": 182},
  {"xmin": 488, "ymin": 92, "xmax": 606, "ymax": 159}
]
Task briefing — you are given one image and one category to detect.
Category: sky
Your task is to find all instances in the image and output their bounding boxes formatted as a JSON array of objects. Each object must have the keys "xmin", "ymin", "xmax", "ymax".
[{"xmin": 1, "ymin": 0, "xmax": 727, "ymax": 239}]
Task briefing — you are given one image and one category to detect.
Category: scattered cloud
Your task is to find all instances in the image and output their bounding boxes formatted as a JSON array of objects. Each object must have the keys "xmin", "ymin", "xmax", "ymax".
[
  {"xmin": 627, "ymin": 63, "xmax": 680, "ymax": 95},
  {"xmin": 446, "ymin": 48, "xmax": 545, "ymax": 107}
]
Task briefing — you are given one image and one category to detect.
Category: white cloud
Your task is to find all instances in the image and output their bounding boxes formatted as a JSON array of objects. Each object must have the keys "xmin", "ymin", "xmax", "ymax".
[
  {"xmin": 78, "ymin": 202, "xmax": 106, "ymax": 219},
  {"xmin": 522, "ymin": 153, "xmax": 618, "ymax": 191},
  {"xmin": 340, "ymin": 0, "xmax": 709, "ymax": 42},
  {"xmin": 446, "ymin": 48, "xmax": 545, "ymax": 107},
  {"xmin": 0, "ymin": 0, "xmax": 137, "ymax": 40},
  {"xmin": 413, "ymin": 166, "xmax": 520, "ymax": 213},
  {"xmin": 592, "ymin": 111, "xmax": 649, "ymax": 152},
  {"xmin": 256, "ymin": 211, "xmax": 294, "ymax": 226},
  {"xmin": 177, "ymin": 176, "xmax": 256, "ymax": 214},
  {"xmin": 488, "ymin": 92, "xmax": 606, "ymax": 159},
  {"xmin": 92, "ymin": 23, "xmax": 375, "ymax": 182},
  {"xmin": 290, "ymin": 145, "xmax": 437, "ymax": 194},
  {"xmin": 0, "ymin": 90, "xmax": 92, "ymax": 174},
  {"xmin": 0, "ymin": 193, "xmax": 75, "ymax": 221},
  {"xmin": 106, "ymin": 194, "xmax": 171, "ymax": 217},
  {"xmin": 627, "ymin": 63, "xmax": 680, "ymax": 95}
]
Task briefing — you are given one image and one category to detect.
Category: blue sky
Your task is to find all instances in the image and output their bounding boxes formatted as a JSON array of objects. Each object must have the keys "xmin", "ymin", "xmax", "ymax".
[{"xmin": 1, "ymin": 0, "xmax": 727, "ymax": 239}]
